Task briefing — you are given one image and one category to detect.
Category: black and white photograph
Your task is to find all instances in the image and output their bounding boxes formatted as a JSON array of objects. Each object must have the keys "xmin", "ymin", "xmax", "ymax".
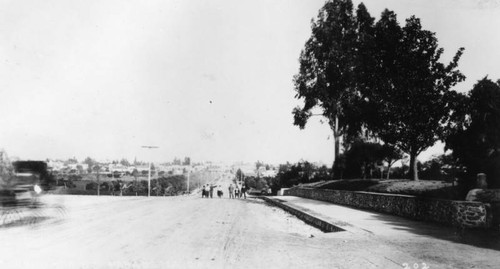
[{"xmin": 1, "ymin": 0, "xmax": 499, "ymax": 268}]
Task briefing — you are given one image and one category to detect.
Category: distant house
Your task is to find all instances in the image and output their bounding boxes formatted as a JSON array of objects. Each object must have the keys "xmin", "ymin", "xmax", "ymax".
[
  {"xmin": 261, "ymin": 170, "xmax": 277, "ymax": 178},
  {"xmin": 47, "ymin": 160, "xmax": 65, "ymax": 172},
  {"xmin": 109, "ymin": 164, "xmax": 127, "ymax": 173},
  {"xmin": 135, "ymin": 165, "xmax": 150, "ymax": 173}
]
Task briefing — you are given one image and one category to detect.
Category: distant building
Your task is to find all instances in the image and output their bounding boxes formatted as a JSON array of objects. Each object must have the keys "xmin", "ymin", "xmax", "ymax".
[
  {"xmin": 261, "ymin": 170, "xmax": 277, "ymax": 178},
  {"xmin": 108, "ymin": 164, "xmax": 127, "ymax": 173}
]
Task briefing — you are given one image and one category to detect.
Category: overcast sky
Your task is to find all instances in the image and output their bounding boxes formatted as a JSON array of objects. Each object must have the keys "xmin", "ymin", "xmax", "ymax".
[{"xmin": 1, "ymin": 0, "xmax": 499, "ymax": 164}]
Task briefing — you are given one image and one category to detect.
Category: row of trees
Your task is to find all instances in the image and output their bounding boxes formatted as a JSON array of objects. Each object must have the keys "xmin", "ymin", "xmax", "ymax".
[
  {"xmin": 336, "ymin": 142, "xmax": 459, "ymax": 181},
  {"xmin": 79, "ymin": 157, "xmax": 193, "ymax": 168},
  {"xmin": 263, "ymin": 155, "xmax": 457, "ymax": 192},
  {"xmin": 237, "ymin": 158, "xmax": 406, "ymax": 193},
  {"xmin": 235, "ymin": 162, "xmax": 328, "ymax": 194},
  {"xmin": 83, "ymin": 175, "xmax": 187, "ymax": 196},
  {"xmin": 82, "ymin": 157, "xmax": 150, "ymax": 171},
  {"xmin": 334, "ymin": 140, "xmax": 403, "ymax": 179},
  {"xmin": 270, "ymin": 162, "xmax": 330, "ymax": 192},
  {"xmin": 293, "ymin": 0, "xmax": 499, "ymax": 187}
]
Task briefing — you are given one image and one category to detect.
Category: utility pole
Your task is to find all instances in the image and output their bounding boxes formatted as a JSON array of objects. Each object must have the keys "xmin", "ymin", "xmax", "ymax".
[{"xmin": 142, "ymin": 145, "xmax": 159, "ymax": 197}]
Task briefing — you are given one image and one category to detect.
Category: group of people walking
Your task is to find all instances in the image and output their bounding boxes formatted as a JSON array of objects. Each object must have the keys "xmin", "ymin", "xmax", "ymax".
[
  {"xmin": 200, "ymin": 182, "xmax": 247, "ymax": 199},
  {"xmin": 201, "ymin": 184, "xmax": 223, "ymax": 198},
  {"xmin": 228, "ymin": 182, "xmax": 247, "ymax": 199}
]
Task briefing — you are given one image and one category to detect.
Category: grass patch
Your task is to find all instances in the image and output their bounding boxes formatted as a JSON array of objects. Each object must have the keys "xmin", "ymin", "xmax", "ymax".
[{"xmin": 319, "ymin": 179, "xmax": 380, "ymax": 191}]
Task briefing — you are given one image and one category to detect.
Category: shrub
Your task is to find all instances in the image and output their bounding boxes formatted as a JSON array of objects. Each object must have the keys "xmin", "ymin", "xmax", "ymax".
[{"xmin": 85, "ymin": 182, "xmax": 98, "ymax": 190}]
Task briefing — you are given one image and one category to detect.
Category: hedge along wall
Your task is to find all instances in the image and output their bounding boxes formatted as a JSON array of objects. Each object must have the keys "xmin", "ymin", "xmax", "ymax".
[{"xmin": 284, "ymin": 187, "xmax": 491, "ymax": 228}]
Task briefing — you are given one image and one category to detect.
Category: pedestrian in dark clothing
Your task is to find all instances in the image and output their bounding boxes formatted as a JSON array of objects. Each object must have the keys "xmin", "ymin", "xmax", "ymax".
[
  {"xmin": 209, "ymin": 185, "xmax": 215, "ymax": 198},
  {"xmin": 202, "ymin": 184, "xmax": 210, "ymax": 198},
  {"xmin": 240, "ymin": 183, "xmax": 247, "ymax": 199},
  {"xmin": 217, "ymin": 185, "xmax": 223, "ymax": 198},
  {"xmin": 201, "ymin": 184, "xmax": 206, "ymax": 198}
]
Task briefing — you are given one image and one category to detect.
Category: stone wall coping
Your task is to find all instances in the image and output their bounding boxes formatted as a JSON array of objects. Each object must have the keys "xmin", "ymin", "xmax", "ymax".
[{"xmin": 290, "ymin": 187, "xmax": 486, "ymax": 205}]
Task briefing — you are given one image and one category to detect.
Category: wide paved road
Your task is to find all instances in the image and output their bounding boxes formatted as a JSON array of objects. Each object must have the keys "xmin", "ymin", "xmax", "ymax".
[
  {"xmin": 0, "ymin": 195, "xmax": 339, "ymax": 269},
  {"xmin": 1, "ymin": 193, "xmax": 487, "ymax": 269}
]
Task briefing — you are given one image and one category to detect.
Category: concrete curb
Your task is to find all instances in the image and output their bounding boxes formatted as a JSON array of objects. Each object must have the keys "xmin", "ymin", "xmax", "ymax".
[{"xmin": 261, "ymin": 196, "xmax": 345, "ymax": 233}]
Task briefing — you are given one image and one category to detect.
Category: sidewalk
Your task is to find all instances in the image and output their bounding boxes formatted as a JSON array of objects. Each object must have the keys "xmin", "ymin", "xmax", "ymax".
[
  {"xmin": 265, "ymin": 195, "xmax": 454, "ymax": 237},
  {"xmin": 262, "ymin": 195, "xmax": 500, "ymax": 268}
]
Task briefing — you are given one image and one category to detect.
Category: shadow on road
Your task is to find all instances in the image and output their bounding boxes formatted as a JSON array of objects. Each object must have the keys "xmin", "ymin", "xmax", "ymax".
[{"xmin": 372, "ymin": 213, "xmax": 500, "ymax": 251}]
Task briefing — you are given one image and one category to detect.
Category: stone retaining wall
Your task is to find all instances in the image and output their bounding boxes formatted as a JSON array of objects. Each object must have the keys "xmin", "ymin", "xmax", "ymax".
[{"xmin": 284, "ymin": 187, "xmax": 490, "ymax": 228}]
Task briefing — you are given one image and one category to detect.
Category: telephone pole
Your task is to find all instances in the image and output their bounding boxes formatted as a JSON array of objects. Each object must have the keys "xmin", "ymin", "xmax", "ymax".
[{"xmin": 142, "ymin": 145, "xmax": 159, "ymax": 197}]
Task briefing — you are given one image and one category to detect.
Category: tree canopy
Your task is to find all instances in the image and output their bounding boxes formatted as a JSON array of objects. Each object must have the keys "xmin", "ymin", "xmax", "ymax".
[
  {"xmin": 120, "ymin": 158, "xmax": 130, "ymax": 166},
  {"xmin": 293, "ymin": 0, "xmax": 361, "ymax": 163},
  {"xmin": 362, "ymin": 13, "xmax": 465, "ymax": 180},
  {"xmin": 446, "ymin": 77, "xmax": 500, "ymax": 188},
  {"xmin": 293, "ymin": 0, "xmax": 465, "ymax": 180}
]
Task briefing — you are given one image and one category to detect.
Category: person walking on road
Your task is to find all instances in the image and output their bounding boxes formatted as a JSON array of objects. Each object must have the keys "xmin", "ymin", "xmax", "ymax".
[
  {"xmin": 241, "ymin": 183, "xmax": 247, "ymax": 199},
  {"xmin": 234, "ymin": 187, "xmax": 239, "ymax": 198},
  {"xmin": 217, "ymin": 185, "xmax": 223, "ymax": 198},
  {"xmin": 228, "ymin": 184, "xmax": 235, "ymax": 199},
  {"xmin": 209, "ymin": 184, "xmax": 215, "ymax": 198},
  {"xmin": 203, "ymin": 184, "xmax": 210, "ymax": 198}
]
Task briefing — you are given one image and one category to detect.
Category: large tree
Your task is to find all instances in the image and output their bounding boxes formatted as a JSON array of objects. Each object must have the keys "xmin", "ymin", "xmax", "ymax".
[
  {"xmin": 294, "ymin": 2, "xmax": 465, "ymax": 181},
  {"xmin": 120, "ymin": 158, "xmax": 130, "ymax": 167},
  {"xmin": 362, "ymin": 12, "xmax": 465, "ymax": 180},
  {"xmin": 293, "ymin": 0, "xmax": 360, "ymax": 166},
  {"xmin": 446, "ymin": 77, "xmax": 500, "ymax": 188}
]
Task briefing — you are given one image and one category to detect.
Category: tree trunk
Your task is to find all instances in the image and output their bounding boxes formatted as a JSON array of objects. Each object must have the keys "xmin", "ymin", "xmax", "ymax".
[
  {"xmin": 408, "ymin": 152, "xmax": 419, "ymax": 180},
  {"xmin": 334, "ymin": 136, "xmax": 340, "ymax": 162},
  {"xmin": 386, "ymin": 165, "xmax": 392, "ymax": 180},
  {"xmin": 330, "ymin": 115, "xmax": 341, "ymax": 179},
  {"xmin": 334, "ymin": 116, "xmax": 340, "ymax": 160}
]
